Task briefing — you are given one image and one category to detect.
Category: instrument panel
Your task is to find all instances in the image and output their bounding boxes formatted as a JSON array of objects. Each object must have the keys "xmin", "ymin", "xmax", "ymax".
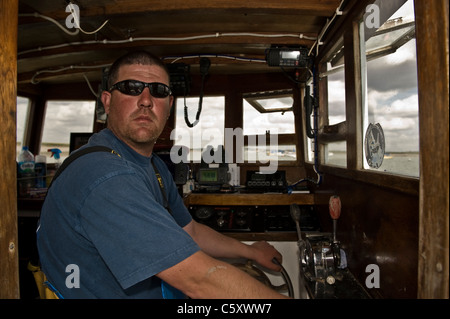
[{"xmin": 188, "ymin": 205, "xmax": 320, "ymax": 232}]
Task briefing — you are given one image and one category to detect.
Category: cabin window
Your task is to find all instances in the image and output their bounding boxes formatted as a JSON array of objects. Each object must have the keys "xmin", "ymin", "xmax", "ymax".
[
  {"xmin": 359, "ymin": 0, "xmax": 419, "ymax": 177},
  {"xmin": 41, "ymin": 100, "xmax": 96, "ymax": 162},
  {"xmin": 311, "ymin": 41, "xmax": 347, "ymax": 167},
  {"xmin": 243, "ymin": 90, "xmax": 296, "ymax": 162},
  {"xmin": 174, "ymin": 96, "xmax": 225, "ymax": 162},
  {"xmin": 16, "ymin": 96, "xmax": 31, "ymax": 160},
  {"xmin": 243, "ymin": 90, "xmax": 295, "ymax": 134},
  {"xmin": 304, "ymin": 81, "xmax": 315, "ymax": 163},
  {"xmin": 324, "ymin": 57, "xmax": 347, "ymax": 167}
]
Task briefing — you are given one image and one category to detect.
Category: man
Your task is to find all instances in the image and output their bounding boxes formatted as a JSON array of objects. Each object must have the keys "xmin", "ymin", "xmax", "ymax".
[{"xmin": 37, "ymin": 51, "xmax": 289, "ymax": 299}]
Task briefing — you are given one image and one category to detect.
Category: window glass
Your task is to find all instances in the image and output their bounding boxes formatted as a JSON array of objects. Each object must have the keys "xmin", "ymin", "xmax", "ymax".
[
  {"xmin": 243, "ymin": 92, "xmax": 296, "ymax": 162},
  {"xmin": 304, "ymin": 82, "xmax": 315, "ymax": 163},
  {"xmin": 243, "ymin": 92, "xmax": 295, "ymax": 135},
  {"xmin": 16, "ymin": 96, "xmax": 30, "ymax": 160},
  {"xmin": 41, "ymin": 101, "xmax": 95, "ymax": 162},
  {"xmin": 325, "ymin": 63, "xmax": 347, "ymax": 167},
  {"xmin": 327, "ymin": 67, "xmax": 346, "ymax": 126},
  {"xmin": 243, "ymin": 144, "xmax": 297, "ymax": 163},
  {"xmin": 174, "ymin": 96, "xmax": 225, "ymax": 162},
  {"xmin": 311, "ymin": 44, "xmax": 347, "ymax": 167},
  {"xmin": 325, "ymin": 141, "xmax": 347, "ymax": 167},
  {"xmin": 360, "ymin": 0, "xmax": 419, "ymax": 177}
]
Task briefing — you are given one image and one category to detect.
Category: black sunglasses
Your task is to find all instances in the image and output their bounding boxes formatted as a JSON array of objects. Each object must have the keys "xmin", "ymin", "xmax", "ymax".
[{"xmin": 109, "ymin": 80, "xmax": 172, "ymax": 98}]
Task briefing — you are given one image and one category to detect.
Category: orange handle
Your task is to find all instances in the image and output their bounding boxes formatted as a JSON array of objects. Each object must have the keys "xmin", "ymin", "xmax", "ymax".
[{"xmin": 329, "ymin": 195, "xmax": 341, "ymax": 220}]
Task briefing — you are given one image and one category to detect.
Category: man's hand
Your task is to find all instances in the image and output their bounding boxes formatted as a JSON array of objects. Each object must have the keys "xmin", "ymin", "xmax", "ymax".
[
  {"xmin": 249, "ymin": 241, "xmax": 283, "ymax": 272},
  {"xmin": 184, "ymin": 221, "xmax": 284, "ymax": 272}
]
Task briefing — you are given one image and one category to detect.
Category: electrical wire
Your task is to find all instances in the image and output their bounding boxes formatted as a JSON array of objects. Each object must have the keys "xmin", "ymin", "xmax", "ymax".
[
  {"xmin": 287, "ymin": 66, "xmax": 322, "ymax": 193},
  {"xmin": 164, "ymin": 54, "xmax": 266, "ymax": 64},
  {"xmin": 184, "ymin": 57, "xmax": 210, "ymax": 128},
  {"xmin": 30, "ymin": 63, "xmax": 110, "ymax": 84},
  {"xmin": 19, "ymin": 3, "xmax": 109, "ymax": 36},
  {"xmin": 18, "ymin": 33, "xmax": 316, "ymax": 57},
  {"xmin": 19, "ymin": 12, "xmax": 80, "ymax": 36},
  {"xmin": 311, "ymin": 65, "xmax": 323, "ymax": 185},
  {"xmin": 308, "ymin": 0, "xmax": 346, "ymax": 57},
  {"xmin": 66, "ymin": 2, "xmax": 109, "ymax": 35},
  {"xmin": 82, "ymin": 73, "xmax": 99, "ymax": 98},
  {"xmin": 28, "ymin": 53, "xmax": 265, "ymax": 84}
]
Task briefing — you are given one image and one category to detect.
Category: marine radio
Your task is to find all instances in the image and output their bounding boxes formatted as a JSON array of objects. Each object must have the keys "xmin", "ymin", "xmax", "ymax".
[
  {"xmin": 246, "ymin": 170, "xmax": 287, "ymax": 192},
  {"xmin": 196, "ymin": 167, "xmax": 230, "ymax": 185},
  {"xmin": 167, "ymin": 63, "xmax": 191, "ymax": 96},
  {"xmin": 265, "ymin": 47, "xmax": 311, "ymax": 68}
]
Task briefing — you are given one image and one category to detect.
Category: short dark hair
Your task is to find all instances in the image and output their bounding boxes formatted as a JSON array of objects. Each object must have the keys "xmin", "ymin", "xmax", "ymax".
[{"xmin": 107, "ymin": 51, "xmax": 170, "ymax": 89}]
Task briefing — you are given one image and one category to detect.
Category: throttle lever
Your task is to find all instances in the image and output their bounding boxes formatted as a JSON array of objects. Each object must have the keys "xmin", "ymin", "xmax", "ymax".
[
  {"xmin": 289, "ymin": 203, "xmax": 303, "ymax": 241},
  {"xmin": 329, "ymin": 195, "xmax": 341, "ymax": 243}
]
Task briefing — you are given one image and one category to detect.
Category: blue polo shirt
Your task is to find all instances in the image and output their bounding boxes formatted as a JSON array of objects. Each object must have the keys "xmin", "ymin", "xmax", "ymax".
[{"xmin": 37, "ymin": 129, "xmax": 199, "ymax": 298}]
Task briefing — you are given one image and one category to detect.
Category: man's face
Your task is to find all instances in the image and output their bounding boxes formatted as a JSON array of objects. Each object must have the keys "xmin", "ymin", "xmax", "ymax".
[{"xmin": 101, "ymin": 63, "xmax": 173, "ymax": 156}]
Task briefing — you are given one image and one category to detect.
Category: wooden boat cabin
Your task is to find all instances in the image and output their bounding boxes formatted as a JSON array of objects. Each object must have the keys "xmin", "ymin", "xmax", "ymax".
[{"xmin": 0, "ymin": 0, "xmax": 448, "ymax": 299}]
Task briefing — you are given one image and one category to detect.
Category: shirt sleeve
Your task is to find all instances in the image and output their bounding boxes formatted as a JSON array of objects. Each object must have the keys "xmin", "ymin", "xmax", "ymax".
[{"xmin": 79, "ymin": 168, "xmax": 199, "ymax": 290}]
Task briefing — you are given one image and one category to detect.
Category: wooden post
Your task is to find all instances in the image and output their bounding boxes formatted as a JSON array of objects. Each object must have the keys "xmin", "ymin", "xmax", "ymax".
[
  {"xmin": 0, "ymin": 0, "xmax": 20, "ymax": 299},
  {"xmin": 415, "ymin": 0, "xmax": 449, "ymax": 299}
]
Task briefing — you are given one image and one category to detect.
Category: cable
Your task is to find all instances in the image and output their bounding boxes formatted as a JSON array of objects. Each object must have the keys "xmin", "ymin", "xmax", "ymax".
[
  {"xmin": 272, "ymin": 258, "xmax": 294, "ymax": 298},
  {"xmin": 30, "ymin": 63, "xmax": 110, "ymax": 84},
  {"xmin": 82, "ymin": 73, "xmax": 99, "ymax": 98},
  {"xmin": 19, "ymin": 3, "xmax": 109, "ymax": 36},
  {"xmin": 308, "ymin": 0, "xmax": 346, "ymax": 57},
  {"xmin": 66, "ymin": 2, "xmax": 109, "ymax": 35},
  {"xmin": 28, "ymin": 53, "xmax": 264, "ymax": 84},
  {"xmin": 311, "ymin": 65, "xmax": 323, "ymax": 185},
  {"xmin": 287, "ymin": 66, "xmax": 322, "ymax": 193},
  {"xmin": 184, "ymin": 57, "xmax": 210, "ymax": 127},
  {"xmin": 19, "ymin": 12, "xmax": 79, "ymax": 36},
  {"xmin": 18, "ymin": 33, "xmax": 316, "ymax": 57},
  {"xmin": 164, "ymin": 54, "xmax": 266, "ymax": 64}
]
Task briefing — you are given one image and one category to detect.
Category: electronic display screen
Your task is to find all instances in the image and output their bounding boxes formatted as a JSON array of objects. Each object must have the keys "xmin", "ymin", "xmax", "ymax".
[
  {"xmin": 251, "ymin": 173, "xmax": 266, "ymax": 181},
  {"xmin": 281, "ymin": 51, "xmax": 300, "ymax": 60},
  {"xmin": 200, "ymin": 169, "xmax": 218, "ymax": 182}
]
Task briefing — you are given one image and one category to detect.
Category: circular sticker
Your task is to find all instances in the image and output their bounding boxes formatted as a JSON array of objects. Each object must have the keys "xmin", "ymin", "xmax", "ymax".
[{"xmin": 364, "ymin": 123, "xmax": 385, "ymax": 169}]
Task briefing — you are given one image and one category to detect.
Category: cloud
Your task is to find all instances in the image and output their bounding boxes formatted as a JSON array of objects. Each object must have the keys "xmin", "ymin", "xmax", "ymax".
[
  {"xmin": 16, "ymin": 97, "xmax": 30, "ymax": 143},
  {"xmin": 243, "ymin": 101, "xmax": 295, "ymax": 134},
  {"xmin": 367, "ymin": 40, "xmax": 418, "ymax": 92},
  {"xmin": 41, "ymin": 101, "xmax": 96, "ymax": 143},
  {"xmin": 368, "ymin": 90, "xmax": 418, "ymax": 116},
  {"xmin": 327, "ymin": 70, "xmax": 346, "ymax": 121},
  {"xmin": 324, "ymin": 34, "xmax": 420, "ymax": 153}
]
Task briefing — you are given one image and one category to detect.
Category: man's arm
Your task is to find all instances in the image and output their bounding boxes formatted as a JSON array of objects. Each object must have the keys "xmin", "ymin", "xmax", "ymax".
[
  {"xmin": 156, "ymin": 250, "xmax": 289, "ymax": 299},
  {"xmin": 183, "ymin": 220, "xmax": 282, "ymax": 272}
]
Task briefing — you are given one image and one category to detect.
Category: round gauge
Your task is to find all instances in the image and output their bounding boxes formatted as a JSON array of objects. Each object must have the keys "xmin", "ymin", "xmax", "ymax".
[
  {"xmin": 236, "ymin": 209, "xmax": 247, "ymax": 217},
  {"xmin": 364, "ymin": 123, "xmax": 385, "ymax": 169},
  {"xmin": 195, "ymin": 206, "xmax": 213, "ymax": 220},
  {"xmin": 236, "ymin": 218, "xmax": 247, "ymax": 226}
]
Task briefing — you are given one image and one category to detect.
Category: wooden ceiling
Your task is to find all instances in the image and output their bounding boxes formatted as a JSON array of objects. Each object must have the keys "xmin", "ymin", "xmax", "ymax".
[{"xmin": 17, "ymin": 0, "xmax": 345, "ymax": 92}]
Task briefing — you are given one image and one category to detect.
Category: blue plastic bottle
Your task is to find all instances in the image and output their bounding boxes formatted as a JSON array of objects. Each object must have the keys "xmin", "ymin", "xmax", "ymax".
[
  {"xmin": 48, "ymin": 148, "xmax": 62, "ymax": 169},
  {"xmin": 35, "ymin": 154, "xmax": 47, "ymax": 188},
  {"xmin": 18, "ymin": 146, "xmax": 35, "ymax": 197}
]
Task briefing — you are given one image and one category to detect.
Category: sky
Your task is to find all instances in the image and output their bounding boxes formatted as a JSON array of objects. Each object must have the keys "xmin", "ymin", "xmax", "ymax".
[
  {"xmin": 17, "ymin": 0, "xmax": 419, "ymax": 154},
  {"xmin": 16, "ymin": 99, "xmax": 95, "ymax": 146},
  {"xmin": 367, "ymin": 0, "xmax": 418, "ymax": 153},
  {"xmin": 327, "ymin": 0, "xmax": 419, "ymax": 153}
]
